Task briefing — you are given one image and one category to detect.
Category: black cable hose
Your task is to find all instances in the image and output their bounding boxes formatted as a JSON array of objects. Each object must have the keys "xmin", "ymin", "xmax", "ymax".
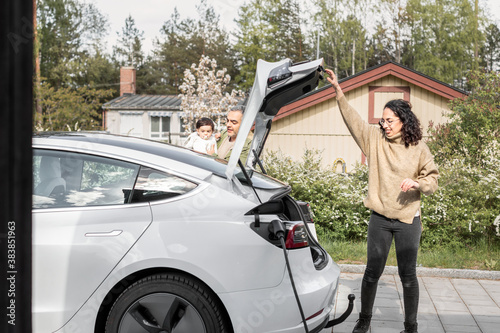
[{"xmin": 278, "ymin": 236, "xmax": 310, "ymax": 333}]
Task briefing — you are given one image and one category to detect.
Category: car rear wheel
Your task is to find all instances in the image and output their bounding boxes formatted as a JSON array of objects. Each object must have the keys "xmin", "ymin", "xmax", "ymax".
[{"xmin": 105, "ymin": 273, "xmax": 230, "ymax": 333}]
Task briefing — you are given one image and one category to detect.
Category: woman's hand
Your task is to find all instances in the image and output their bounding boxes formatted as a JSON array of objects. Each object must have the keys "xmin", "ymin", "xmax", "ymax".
[
  {"xmin": 400, "ymin": 178, "xmax": 420, "ymax": 192},
  {"xmin": 324, "ymin": 69, "xmax": 338, "ymax": 85},
  {"xmin": 324, "ymin": 68, "xmax": 343, "ymax": 98}
]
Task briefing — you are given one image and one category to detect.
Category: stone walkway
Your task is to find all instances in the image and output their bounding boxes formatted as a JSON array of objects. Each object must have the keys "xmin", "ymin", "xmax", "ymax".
[{"xmin": 322, "ymin": 272, "xmax": 500, "ymax": 333}]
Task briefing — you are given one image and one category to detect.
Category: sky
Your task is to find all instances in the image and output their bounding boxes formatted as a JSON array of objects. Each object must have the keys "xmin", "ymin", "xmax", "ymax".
[{"xmin": 92, "ymin": 0, "xmax": 500, "ymax": 56}]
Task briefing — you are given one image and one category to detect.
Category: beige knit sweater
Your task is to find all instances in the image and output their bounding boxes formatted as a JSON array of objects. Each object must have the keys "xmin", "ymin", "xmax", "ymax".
[{"xmin": 337, "ymin": 96, "xmax": 439, "ymax": 224}]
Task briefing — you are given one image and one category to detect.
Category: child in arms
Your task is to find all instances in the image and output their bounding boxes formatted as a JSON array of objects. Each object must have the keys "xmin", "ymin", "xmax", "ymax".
[{"xmin": 184, "ymin": 117, "xmax": 218, "ymax": 154}]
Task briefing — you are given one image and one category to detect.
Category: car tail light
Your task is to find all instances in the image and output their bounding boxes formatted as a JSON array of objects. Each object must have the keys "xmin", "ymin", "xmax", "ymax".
[
  {"xmin": 297, "ymin": 200, "xmax": 314, "ymax": 223},
  {"xmin": 285, "ymin": 222, "xmax": 309, "ymax": 249}
]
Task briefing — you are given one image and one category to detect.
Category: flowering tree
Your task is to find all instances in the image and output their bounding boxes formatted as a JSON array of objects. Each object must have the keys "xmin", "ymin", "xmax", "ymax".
[{"xmin": 179, "ymin": 55, "xmax": 244, "ymax": 133}]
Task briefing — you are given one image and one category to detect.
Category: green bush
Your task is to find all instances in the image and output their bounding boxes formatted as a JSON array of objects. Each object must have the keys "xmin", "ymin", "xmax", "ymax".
[
  {"xmin": 420, "ymin": 139, "xmax": 500, "ymax": 248},
  {"xmin": 263, "ymin": 146, "xmax": 500, "ymax": 249},
  {"xmin": 423, "ymin": 69, "xmax": 500, "ymax": 249},
  {"xmin": 264, "ymin": 149, "xmax": 371, "ymax": 241}
]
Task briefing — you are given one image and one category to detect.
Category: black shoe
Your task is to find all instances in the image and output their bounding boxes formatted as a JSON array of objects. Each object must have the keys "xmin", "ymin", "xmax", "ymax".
[
  {"xmin": 400, "ymin": 321, "xmax": 418, "ymax": 333},
  {"xmin": 352, "ymin": 313, "xmax": 372, "ymax": 333}
]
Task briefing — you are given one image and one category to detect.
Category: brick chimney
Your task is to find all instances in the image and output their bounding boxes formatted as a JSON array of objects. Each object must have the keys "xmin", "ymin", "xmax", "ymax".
[{"xmin": 120, "ymin": 67, "xmax": 136, "ymax": 96}]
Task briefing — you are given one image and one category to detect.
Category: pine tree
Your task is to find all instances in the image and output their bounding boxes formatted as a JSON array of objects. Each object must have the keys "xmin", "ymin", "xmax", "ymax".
[
  {"xmin": 142, "ymin": 0, "xmax": 235, "ymax": 95},
  {"xmin": 234, "ymin": 0, "xmax": 309, "ymax": 90},
  {"xmin": 481, "ymin": 23, "xmax": 500, "ymax": 72},
  {"xmin": 113, "ymin": 15, "xmax": 145, "ymax": 68}
]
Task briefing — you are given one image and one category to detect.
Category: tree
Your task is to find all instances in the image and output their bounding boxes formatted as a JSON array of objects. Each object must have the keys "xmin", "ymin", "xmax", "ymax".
[
  {"xmin": 178, "ymin": 55, "xmax": 243, "ymax": 133},
  {"xmin": 481, "ymin": 23, "xmax": 500, "ymax": 72},
  {"xmin": 37, "ymin": 0, "xmax": 83, "ymax": 89},
  {"xmin": 425, "ymin": 70, "xmax": 500, "ymax": 246},
  {"xmin": 37, "ymin": 0, "xmax": 110, "ymax": 89},
  {"xmin": 234, "ymin": 0, "xmax": 309, "ymax": 90},
  {"xmin": 427, "ymin": 70, "xmax": 500, "ymax": 167},
  {"xmin": 266, "ymin": 0, "xmax": 308, "ymax": 61},
  {"xmin": 402, "ymin": 0, "xmax": 481, "ymax": 87},
  {"xmin": 311, "ymin": 0, "xmax": 342, "ymax": 75},
  {"xmin": 76, "ymin": 47, "xmax": 119, "ymax": 94},
  {"xmin": 113, "ymin": 15, "xmax": 145, "ymax": 68},
  {"xmin": 143, "ymin": 0, "xmax": 235, "ymax": 95},
  {"xmin": 311, "ymin": 0, "xmax": 370, "ymax": 80},
  {"xmin": 36, "ymin": 81, "xmax": 114, "ymax": 131},
  {"xmin": 35, "ymin": 0, "xmax": 118, "ymax": 130},
  {"xmin": 336, "ymin": 15, "xmax": 368, "ymax": 77},
  {"xmin": 367, "ymin": 21, "xmax": 395, "ymax": 67},
  {"xmin": 376, "ymin": 0, "xmax": 408, "ymax": 63},
  {"xmin": 233, "ymin": 1, "xmax": 268, "ymax": 91}
]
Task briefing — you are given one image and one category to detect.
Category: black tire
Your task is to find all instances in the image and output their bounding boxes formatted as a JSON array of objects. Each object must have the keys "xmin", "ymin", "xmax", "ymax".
[{"xmin": 105, "ymin": 273, "xmax": 230, "ymax": 333}]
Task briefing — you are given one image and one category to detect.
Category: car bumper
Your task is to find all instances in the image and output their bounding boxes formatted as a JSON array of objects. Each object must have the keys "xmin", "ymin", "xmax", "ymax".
[{"xmin": 219, "ymin": 249, "xmax": 341, "ymax": 333}]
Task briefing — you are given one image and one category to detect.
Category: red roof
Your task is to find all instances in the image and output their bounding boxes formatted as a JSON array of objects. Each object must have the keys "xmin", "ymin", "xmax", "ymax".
[{"xmin": 275, "ymin": 61, "xmax": 468, "ymax": 121}]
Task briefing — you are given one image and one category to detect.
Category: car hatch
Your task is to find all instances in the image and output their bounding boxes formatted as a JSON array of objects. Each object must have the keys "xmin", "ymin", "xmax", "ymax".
[{"xmin": 225, "ymin": 58, "xmax": 324, "ymax": 182}]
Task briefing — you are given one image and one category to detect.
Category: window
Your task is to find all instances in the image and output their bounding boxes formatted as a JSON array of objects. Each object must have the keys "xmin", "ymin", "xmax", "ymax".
[
  {"xmin": 150, "ymin": 116, "xmax": 171, "ymax": 139},
  {"xmin": 33, "ymin": 150, "xmax": 139, "ymax": 209},
  {"xmin": 33, "ymin": 150, "xmax": 198, "ymax": 209},
  {"xmin": 368, "ymin": 86, "xmax": 410, "ymax": 124},
  {"xmin": 129, "ymin": 166, "xmax": 197, "ymax": 203}
]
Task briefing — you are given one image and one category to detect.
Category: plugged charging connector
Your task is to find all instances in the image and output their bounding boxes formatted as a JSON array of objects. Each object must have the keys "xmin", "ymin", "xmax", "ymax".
[
  {"xmin": 269, "ymin": 219, "xmax": 309, "ymax": 333},
  {"xmin": 270, "ymin": 219, "xmax": 285, "ymax": 239}
]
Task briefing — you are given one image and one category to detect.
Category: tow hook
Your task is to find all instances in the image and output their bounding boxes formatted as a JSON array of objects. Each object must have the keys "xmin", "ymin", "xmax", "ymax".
[{"xmin": 324, "ymin": 294, "xmax": 355, "ymax": 328}]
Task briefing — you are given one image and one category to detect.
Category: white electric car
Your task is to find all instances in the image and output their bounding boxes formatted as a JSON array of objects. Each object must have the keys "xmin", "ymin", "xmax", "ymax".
[{"xmin": 32, "ymin": 59, "xmax": 353, "ymax": 333}]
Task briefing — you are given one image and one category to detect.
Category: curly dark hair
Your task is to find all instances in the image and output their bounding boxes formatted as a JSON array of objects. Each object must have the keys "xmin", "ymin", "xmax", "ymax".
[{"xmin": 381, "ymin": 99, "xmax": 422, "ymax": 147}]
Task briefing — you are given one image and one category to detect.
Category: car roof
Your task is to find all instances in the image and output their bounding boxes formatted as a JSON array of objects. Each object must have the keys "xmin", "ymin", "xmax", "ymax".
[{"xmin": 33, "ymin": 132, "xmax": 229, "ymax": 178}]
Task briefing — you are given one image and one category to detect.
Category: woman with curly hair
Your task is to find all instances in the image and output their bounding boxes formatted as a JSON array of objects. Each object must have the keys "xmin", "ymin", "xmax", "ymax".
[{"xmin": 324, "ymin": 69, "xmax": 438, "ymax": 333}]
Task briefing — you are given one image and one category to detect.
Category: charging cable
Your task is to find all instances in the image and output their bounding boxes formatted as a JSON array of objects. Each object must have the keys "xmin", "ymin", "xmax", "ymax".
[{"xmin": 270, "ymin": 220, "xmax": 309, "ymax": 333}]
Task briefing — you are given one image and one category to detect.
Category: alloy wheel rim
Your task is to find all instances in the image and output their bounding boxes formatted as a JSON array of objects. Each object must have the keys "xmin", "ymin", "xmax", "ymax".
[{"xmin": 118, "ymin": 293, "xmax": 206, "ymax": 333}]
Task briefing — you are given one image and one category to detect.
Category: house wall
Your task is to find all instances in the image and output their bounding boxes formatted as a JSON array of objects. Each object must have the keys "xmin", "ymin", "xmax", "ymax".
[
  {"xmin": 104, "ymin": 110, "xmax": 120, "ymax": 134},
  {"xmin": 104, "ymin": 110, "xmax": 187, "ymax": 145},
  {"xmin": 264, "ymin": 75, "xmax": 453, "ymax": 172}
]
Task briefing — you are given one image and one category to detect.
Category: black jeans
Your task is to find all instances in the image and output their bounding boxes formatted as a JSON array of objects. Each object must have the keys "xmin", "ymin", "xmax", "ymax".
[{"xmin": 360, "ymin": 211, "xmax": 421, "ymax": 324}]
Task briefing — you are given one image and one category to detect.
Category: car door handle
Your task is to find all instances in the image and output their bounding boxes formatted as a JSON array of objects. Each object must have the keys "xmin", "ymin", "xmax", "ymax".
[{"xmin": 85, "ymin": 230, "xmax": 123, "ymax": 237}]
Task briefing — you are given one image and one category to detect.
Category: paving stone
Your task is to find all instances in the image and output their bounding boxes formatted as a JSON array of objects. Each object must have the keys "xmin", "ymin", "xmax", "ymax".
[
  {"xmin": 418, "ymin": 321, "xmax": 445, "ymax": 333},
  {"xmin": 327, "ymin": 271, "xmax": 500, "ymax": 333},
  {"xmin": 370, "ymin": 320, "xmax": 405, "ymax": 333},
  {"xmin": 468, "ymin": 305, "xmax": 500, "ymax": 316},
  {"xmin": 373, "ymin": 297, "xmax": 402, "ymax": 308},
  {"xmin": 473, "ymin": 314, "xmax": 500, "ymax": 324},
  {"xmin": 431, "ymin": 297, "xmax": 469, "ymax": 312},
  {"xmin": 484, "ymin": 291, "xmax": 500, "ymax": 305},
  {"xmin": 441, "ymin": 324, "xmax": 482, "ymax": 332},
  {"xmin": 477, "ymin": 321, "xmax": 500, "ymax": 333},
  {"xmin": 460, "ymin": 294, "xmax": 497, "ymax": 307},
  {"xmin": 437, "ymin": 311, "xmax": 477, "ymax": 326}
]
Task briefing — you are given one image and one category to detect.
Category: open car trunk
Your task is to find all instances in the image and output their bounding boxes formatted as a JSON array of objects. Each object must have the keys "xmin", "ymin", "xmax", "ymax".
[{"xmin": 225, "ymin": 58, "xmax": 325, "ymax": 181}]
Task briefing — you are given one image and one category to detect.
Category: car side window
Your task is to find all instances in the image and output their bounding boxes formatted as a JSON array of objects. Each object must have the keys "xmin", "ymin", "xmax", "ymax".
[
  {"xmin": 129, "ymin": 166, "xmax": 197, "ymax": 203},
  {"xmin": 33, "ymin": 149, "xmax": 139, "ymax": 209}
]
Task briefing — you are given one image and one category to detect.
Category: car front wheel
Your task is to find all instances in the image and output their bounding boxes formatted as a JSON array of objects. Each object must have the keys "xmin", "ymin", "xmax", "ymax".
[{"xmin": 105, "ymin": 273, "xmax": 230, "ymax": 333}]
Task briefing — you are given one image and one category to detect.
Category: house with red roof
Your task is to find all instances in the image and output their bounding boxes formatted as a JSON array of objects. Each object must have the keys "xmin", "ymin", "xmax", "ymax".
[{"xmin": 264, "ymin": 61, "xmax": 468, "ymax": 171}]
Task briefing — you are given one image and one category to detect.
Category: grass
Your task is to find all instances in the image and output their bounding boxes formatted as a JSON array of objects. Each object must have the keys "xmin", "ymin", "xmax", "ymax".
[{"xmin": 319, "ymin": 237, "xmax": 500, "ymax": 271}]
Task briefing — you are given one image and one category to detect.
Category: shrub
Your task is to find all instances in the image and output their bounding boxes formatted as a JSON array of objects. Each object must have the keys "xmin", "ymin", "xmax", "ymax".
[
  {"xmin": 263, "ymin": 146, "xmax": 500, "ymax": 248},
  {"xmin": 421, "ymin": 139, "xmax": 500, "ymax": 248},
  {"xmin": 264, "ymin": 149, "xmax": 371, "ymax": 241}
]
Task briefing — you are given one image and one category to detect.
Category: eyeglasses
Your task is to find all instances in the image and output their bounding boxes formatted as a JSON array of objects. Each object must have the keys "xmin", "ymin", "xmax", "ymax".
[{"xmin": 379, "ymin": 118, "xmax": 400, "ymax": 127}]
